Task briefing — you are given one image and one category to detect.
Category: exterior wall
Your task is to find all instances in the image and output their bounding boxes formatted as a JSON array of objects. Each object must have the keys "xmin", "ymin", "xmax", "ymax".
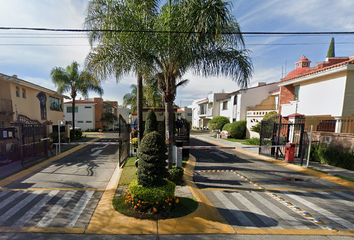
[
  {"xmin": 0, "ymin": 79, "xmax": 13, "ymax": 127},
  {"xmin": 312, "ymin": 132, "xmax": 354, "ymax": 151},
  {"xmin": 219, "ymin": 98, "xmax": 232, "ymax": 120},
  {"xmin": 342, "ymin": 70, "xmax": 354, "ymax": 117},
  {"xmin": 94, "ymin": 98, "xmax": 104, "ymax": 129},
  {"xmin": 281, "ymin": 72, "xmax": 346, "ymax": 117},
  {"xmin": 64, "ymin": 103, "xmax": 96, "ymax": 131}
]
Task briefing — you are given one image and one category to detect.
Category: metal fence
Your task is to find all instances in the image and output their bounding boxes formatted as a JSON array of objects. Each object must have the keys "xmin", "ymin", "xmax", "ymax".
[{"xmin": 118, "ymin": 114, "xmax": 131, "ymax": 166}]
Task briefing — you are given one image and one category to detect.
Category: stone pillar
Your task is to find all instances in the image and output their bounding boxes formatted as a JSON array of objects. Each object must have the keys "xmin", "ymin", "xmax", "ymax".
[{"xmin": 334, "ymin": 117, "xmax": 344, "ymax": 134}]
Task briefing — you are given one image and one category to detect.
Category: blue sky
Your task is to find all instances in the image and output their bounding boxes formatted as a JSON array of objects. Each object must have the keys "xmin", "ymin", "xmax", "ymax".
[{"xmin": 1, "ymin": 0, "xmax": 354, "ymax": 108}]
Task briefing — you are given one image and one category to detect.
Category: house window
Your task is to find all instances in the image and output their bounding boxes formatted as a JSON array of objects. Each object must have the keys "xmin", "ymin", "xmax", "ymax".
[
  {"xmin": 294, "ymin": 85, "xmax": 300, "ymax": 100},
  {"xmin": 15, "ymin": 86, "xmax": 20, "ymax": 98},
  {"xmin": 50, "ymin": 96, "xmax": 63, "ymax": 111},
  {"xmin": 222, "ymin": 101, "xmax": 228, "ymax": 110},
  {"xmin": 67, "ymin": 106, "xmax": 78, "ymax": 113},
  {"xmin": 86, "ymin": 121, "xmax": 92, "ymax": 123},
  {"xmin": 84, "ymin": 106, "xmax": 92, "ymax": 109},
  {"xmin": 22, "ymin": 88, "xmax": 26, "ymax": 99},
  {"xmin": 233, "ymin": 95, "xmax": 238, "ymax": 105},
  {"xmin": 303, "ymin": 62, "xmax": 308, "ymax": 67},
  {"xmin": 78, "ymin": 121, "xmax": 84, "ymax": 123},
  {"xmin": 187, "ymin": 113, "xmax": 192, "ymax": 116}
]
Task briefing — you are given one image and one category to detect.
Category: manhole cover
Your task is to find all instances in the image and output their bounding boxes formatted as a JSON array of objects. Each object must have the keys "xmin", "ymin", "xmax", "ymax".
[{"xmin": 282, "ymin": 177, "xmax": 305, "ymax": 182}]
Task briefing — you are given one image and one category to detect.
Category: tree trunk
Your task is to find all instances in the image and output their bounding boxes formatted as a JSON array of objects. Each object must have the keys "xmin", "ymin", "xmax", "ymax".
[
  {"xmin": 137, "ymin": 73, "xmax": 143, "ymax": 147},
  {"xmin": 72, "ymin": 99, "xmax": 75, "ymax": 131},
  {"xmin": 165, "ymin": 100, "xmax": 174, "ymax": 169}
]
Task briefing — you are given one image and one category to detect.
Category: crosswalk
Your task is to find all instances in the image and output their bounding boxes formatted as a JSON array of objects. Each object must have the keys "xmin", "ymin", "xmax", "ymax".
[
  {"xmin": 0, "ymin": 190, "xmax": 101, "ymax": 228},
  {"xmin": 204, "ymin": 189, "xmax": 354, "ymax": 230}
]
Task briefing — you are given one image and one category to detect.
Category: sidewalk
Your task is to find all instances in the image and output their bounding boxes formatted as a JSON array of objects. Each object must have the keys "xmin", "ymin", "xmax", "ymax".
[{"xmin": 191, "ymin": 132, "xmax": 354, "ymax": 181}]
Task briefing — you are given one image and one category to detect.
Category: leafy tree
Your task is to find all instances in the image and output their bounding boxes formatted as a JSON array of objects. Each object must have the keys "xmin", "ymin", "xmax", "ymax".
[
  {"xmin": 84, "ymin": 0, "xmax": 158, "ymax": 147},
  {"xmin": 251, "ymin": 111, "xmax": 278, "ymax": 133},
  {"xmin": 143, "ymin": 110, "xmax": 158, "ymax": 136},
  {"xmin": 122, "ymin": 84, "xmax": 147, "ymax": 114},
  {"xmin": 51, "ymin": 61, "xmax": 103, "ymax": 130},
  {"xmin": 326, "ymin": 37, "xmax": 335, "ymax": 58},
  {"xmin": 208, "ymin": 116, "xmax": 230, "ymax": 131}
]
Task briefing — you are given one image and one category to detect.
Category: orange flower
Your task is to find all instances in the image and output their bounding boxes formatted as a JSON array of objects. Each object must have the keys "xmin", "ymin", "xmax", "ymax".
[
  {"xmin": 156, "ymin": 202, "xmax": 159, "ymax": 205},
  {"xmin": 176, "ymin": 199, "xmax": 179, "ymax": 203},
  {"xmin": 169, "ymin": 203, "xmax": 172, "ymax": 206},
  {"xmin": 153, "ymin": 207, "xmax": 157, "ymax": 212},
  {"xmin": 125, "ymin": 200, "xmax": 128, "ymax": 203},
  {"xmin": 134, "ymin": 206, "xmax": 137, "ymax": 209}
]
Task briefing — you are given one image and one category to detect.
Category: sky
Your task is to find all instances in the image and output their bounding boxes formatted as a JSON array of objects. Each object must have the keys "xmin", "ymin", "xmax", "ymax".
[{"xmin": 1, "ymin": 0, "xmax": 354, "ymax": 109}]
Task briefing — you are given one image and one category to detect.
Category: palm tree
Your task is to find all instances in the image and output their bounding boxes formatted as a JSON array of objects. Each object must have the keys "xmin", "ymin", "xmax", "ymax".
[
  {"xmin": 84, "ymin": 0, "xmax": 158, "ymax": 146},
  {"xmin": 152, "ymin": 0, "xmax": 253, "ymax": 168},
  {"xmin": 50, "ymin": 61, "xmax": 103, "ymax": 130},
  {"xmin": 122, "ymin": 84, "xmax": 149, "ymax": 113}
]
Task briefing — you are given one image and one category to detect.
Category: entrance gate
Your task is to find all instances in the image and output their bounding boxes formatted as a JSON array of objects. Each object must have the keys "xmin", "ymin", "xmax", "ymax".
[
  {"xmin": 18, "ymin": 114, "xmax": 47, "ymax": 166},
  {"xmin": 259, "ymin": 115, "xmax": 305, "ymax": 159}
]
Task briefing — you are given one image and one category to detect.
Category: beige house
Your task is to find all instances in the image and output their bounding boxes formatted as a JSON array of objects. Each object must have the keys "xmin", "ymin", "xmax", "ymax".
[{"xmin": 0, "ymin": 73, "xmax": 68, "ymax": 132}]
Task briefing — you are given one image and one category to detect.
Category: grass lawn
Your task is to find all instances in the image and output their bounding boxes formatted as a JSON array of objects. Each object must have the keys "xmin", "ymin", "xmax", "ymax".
[{"xmin": 114, "ymin": 155, "xmax": 198, "ymax": 219}]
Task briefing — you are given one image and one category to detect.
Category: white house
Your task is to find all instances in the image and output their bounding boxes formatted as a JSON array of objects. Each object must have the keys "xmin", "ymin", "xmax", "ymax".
[
  {"xmin": 279, "ymin": 55, "xmax": 354, "ymax": 133},
  {"xmin": 64, "ymin": 100, "xmax": 96, "ymax": 131},
  {"xmin": 190, "ymin": 93, "xmax": 228, "ymax": 129}
]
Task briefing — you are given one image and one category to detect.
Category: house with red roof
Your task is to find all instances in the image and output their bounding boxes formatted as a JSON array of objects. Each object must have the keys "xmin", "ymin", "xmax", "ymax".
[{"xmin": 278, "ymin": 55, "xmax": 354, "ymax": 133}]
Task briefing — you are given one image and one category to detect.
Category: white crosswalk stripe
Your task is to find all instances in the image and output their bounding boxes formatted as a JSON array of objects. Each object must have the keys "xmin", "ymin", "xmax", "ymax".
[
  {"xmin": 66, "ymin": 191, "xmax": 95, "ymax": 228},
  {"xmin": 12, "ymin": 190, "xmax": 60, "ymax": 227},
  {"xmin": 0, "ymin": 190, "xmax": 43, "ymax": 225},
  {"xmin": 213, "ymin": 191, "xmax": 256, "ymax": 228},
  {"xmin": 36, "ymin": 191, "xmax": 77, "ymax": 228},
  {"xmin": 230, "ymin": 192, "xmax": 282, "ymax": 229},
  {"xmin": 249, "ymin": 192, "xmax": 310, "ymax": 229},
  {"xmin": 0, "ymin": 190, "xmax": 10, "ymax": 198},
  {"xmin": 0, "ymin": 191, "xmax": 25, "ymax": 210},
  {"xmin": 281, "ymin": 191, "xmax": 354, "ymax": 229}
]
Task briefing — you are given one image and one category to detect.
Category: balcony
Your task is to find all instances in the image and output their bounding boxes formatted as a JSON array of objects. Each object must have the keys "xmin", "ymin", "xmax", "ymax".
[
  {"xmin": 0, "ymin": 98, "xmax": 13, "ymax": 115},
  {"xmin": 198, "ymin": 108, "xmax": 213, "ymax": 117}
]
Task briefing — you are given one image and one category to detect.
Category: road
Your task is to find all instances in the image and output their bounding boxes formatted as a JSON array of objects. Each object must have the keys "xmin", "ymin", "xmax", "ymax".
[
  {"xmin": 0, "ymin": 137, "xmax": 119, "ymax": 230},
  {"xmin": 190, "ymin": 137, "xmax": 354, "ymax": 233}
]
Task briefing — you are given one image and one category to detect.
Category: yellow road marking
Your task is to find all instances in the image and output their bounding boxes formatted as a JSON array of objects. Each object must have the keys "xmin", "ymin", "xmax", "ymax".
[
  {"xmin": 234, "ymin": 228, "xmax": 354, "ymax": 236},
  {"xmin": 0, "ymin": 227, "xmax": 85, "ymax": 234}
]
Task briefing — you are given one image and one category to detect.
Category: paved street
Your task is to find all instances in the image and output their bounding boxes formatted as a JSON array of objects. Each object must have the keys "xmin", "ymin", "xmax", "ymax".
[
  {"xmin": 190, "ymin": 137, "xmax": 354, "ymax": 233},
  {"xmin": 0, "ymin": 137, "xmax": 119, "ymax": 229}
]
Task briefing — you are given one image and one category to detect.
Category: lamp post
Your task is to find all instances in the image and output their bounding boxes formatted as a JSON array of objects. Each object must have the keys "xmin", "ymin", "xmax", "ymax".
[{"xmin": 58, "ymin": 120, "xmax": 64, "ymax": 154}]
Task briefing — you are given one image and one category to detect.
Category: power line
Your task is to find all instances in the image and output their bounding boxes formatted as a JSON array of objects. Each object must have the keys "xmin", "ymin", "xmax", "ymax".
[{"xmin": 1, "ymin": 26, "xmax": 354, "ymax": 35}]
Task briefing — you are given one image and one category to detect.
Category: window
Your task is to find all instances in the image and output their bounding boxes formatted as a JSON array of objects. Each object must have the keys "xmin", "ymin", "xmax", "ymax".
[
  {"xmin": 22, "ymin": 88, "xmax": 26, "ymax": 99},
  {"xmin": 84, "ymin": 106, "xmax": 92, "ymax": 109},
  {"xmin": 233, "ymin": 95, "xmax": 238, "ymax": 105},
  {"xmin": 50, "ymin": 96, "xmax": 62, "ymax": 111},
  {"xmin": 15, "ymin": 86, "xmax": 20, "ymax": 97},
  {"xmin": 294, "ymin": 85, "xmax": 300, "ymax": 100},
  {"xmin": 78, "ymin": 121, "xmax": 84, "ymax": 123},
  {"xmin": 67, "ymin": 106, "xmax": 78, "ymax": 113},
  {"xmin": 0, "ymin": 121, "xmax": 4, "ymax": 128},
  {"xmin": 86, "ymin": 121, "xmax": 92, "ymax": 123},
  {"xmin": 222, "ymin": 101, "xmax": 228, "ymax": 110},
  {"xmin": 303, "ymin": 62, "xmax": 308, "ymax": 67},
  {"xmin": 187, "ymin": 113, "xmax": 192, "ymax": 117},
  {"xmin": 96, "ymin": 121, "xmax": 100, "ymax": 123}
]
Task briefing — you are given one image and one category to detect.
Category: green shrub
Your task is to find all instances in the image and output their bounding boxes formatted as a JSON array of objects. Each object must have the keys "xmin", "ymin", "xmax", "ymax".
[
  {"xmin": 131, "ymin": 138, "xmax": 138, "ymax": 147},
  {"xmin": 70, "ymin": 129, "xmax": 82, "ymax": 139},
  {"xmin": 157, "ymin": 121, "xmax": 165, "ymax": 139},
  {"xmin": 310, "ymin": 144, "xmax": 354, "ymax": 170},
  {"xmin": 228, "ymin": 120, "xmax": 246, "ymax": 139},
  {"xmin": 143, "ymin": 110, "xmax": 158, "ymax": 137},
  {"xmin": 207, "ymin": 116, "xmax": 230, "ymax": 131},
  {"xmin": 127, "ymin": 179, "xmax": 177, "ymax": 212},
  {"xmin": 222, "ymin": 123, "xmax": 232, "ymax": 132},
  {"xmin": 137, "ymin": 131, "xmax": 168, "ymax": 187},
  {"xmin": 245, "ymin": 138, "xmax": 260, "ymax": 145},
  {"xmin": 167, "ymin": 167, "xmax": 184, "ymax": 185},
  {"xmin": 251, "ymin": 111, "xmax": 278, "ymax": 133}
]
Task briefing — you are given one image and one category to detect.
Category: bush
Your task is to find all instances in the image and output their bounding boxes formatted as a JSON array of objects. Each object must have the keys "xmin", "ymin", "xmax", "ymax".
[
  {"xmin": 70, "ymin": 129, "xmax": 83, "ymax": 139},
  {"xmin": 310, "ymin": 144, "xmax": 354, "ymax": 170},
  {"xmin": 207, "ymin": 116, "xmax": 230, "ymax": 131},
  {"xmin": 137, "ymin": 131, "xmax": 168, "ymax": 187},
  {"xmin": 131, "ymin": 138, "xmax": 138, "ymax": 148},
  {"xmin": 228, "ymin": 120, "xmax": 246, "ymax": 139},
  {"xmin": 143, "ymin": 110, "xmax": 158, "ymax": 137},
  {"xmin": 245, "ymin": 138, "xmax": 260, "ymax": 145},
  {"xmin": 222, "ymin": 123, "xmax": 232, "ymax": 132},
  {"xmin": 157, "ymin": 121, "xmax": 165, "ymax": 139},
  {"xmin": 251, "ymin": 111, "xmax": 278, "ymax": 133},
  {"xmin": 167, "ymin": 167, "xmax": 184, "ymax": 185}
]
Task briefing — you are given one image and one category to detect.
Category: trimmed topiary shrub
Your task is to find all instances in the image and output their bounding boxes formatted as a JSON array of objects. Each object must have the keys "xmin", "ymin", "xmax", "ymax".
[
  {"xmin": 137, "ymin": 131, "xmax": 168, "ymax": 187},
  {"xmin": 167, "ymin": 167, "xmax": 184, "ymax": 185},
  {"xmin": 128, "ymin": 179, "xmax": 176, "ymax": 204},
  {"xmin": 222, "ymin": 123, "xmax": 232, "ymax": 132},
  {"xmin": 143, "ymin": 110, "xmax": 158, "ymax": 136},
  {"xmin": 157, "ymin": 121, "xmax": 165, "ymax": 140},
  {"xmin": 228, "ymin": 120, "xmax": 247, "ymax": 139},
  {"xmin": 207, "ymin": 116, "xmax": 230, "ymax": 131}
]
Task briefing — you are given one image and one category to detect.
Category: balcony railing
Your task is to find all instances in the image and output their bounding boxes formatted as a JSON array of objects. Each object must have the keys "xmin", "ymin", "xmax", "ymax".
[
  {"xmin": 198, "ymin": 109, "xmax": 212, "ymax": 117},
  {"xmin": 298, "ymin": 118, "xmax": 354, "ymax": 134},
  {"xmin": 0, "ymin": 98, "xmax": 13, "ymax": 115}
]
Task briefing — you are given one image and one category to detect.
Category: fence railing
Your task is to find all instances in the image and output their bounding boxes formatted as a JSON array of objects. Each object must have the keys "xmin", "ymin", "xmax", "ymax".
[{"xmin": 302, "ymin": 118, "xmax": 354, "ymax": 134}]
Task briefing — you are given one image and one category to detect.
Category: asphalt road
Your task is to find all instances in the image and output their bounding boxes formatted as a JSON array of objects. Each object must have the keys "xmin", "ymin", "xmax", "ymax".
[
  {"xmin": 189, "ymin": 137, "xmax": 354, "ymax": 232},
  {"xmin": 0, "ymin": 138, "xmax": 119, "ymax": 229}
]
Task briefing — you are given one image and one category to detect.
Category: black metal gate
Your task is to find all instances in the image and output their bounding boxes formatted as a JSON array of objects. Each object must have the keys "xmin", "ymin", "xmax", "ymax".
[
  {"xmin": 118, "ymin": 114, "xmax": 131, "ymax": 166},
  {"xmin": 259, "ymin": 115, "xmax": 305, "ymax": 159},
  {"xmin": 18, "ymin": 115, "xmax": 47, "ymax": 166}
]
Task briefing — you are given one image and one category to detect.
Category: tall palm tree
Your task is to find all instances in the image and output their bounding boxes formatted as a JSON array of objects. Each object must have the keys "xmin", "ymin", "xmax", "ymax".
[
  {"xmin": 50, "ymin": 61, "xmax": 103, "ymax": 130},
  {"xmin": 122, "ymin": 84, "xmax": 148, "ymax": 113},
  {"xmin": 84, "ymin": 0, "xmax": 158, "ymax": 146},
  {"xmin": 152, "ymin": 0, "xmax": 253, "ymax": 167}
]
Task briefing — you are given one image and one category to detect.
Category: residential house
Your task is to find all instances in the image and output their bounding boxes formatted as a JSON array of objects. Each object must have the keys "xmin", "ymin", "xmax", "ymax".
[
  {"xmin": 190, "ymin": 93, "xmax": 228, "ymax": 129},
  {"xmin": 278, "ymin": 55, "xmax": 354, "ymax": 133},
  {"xmin": 0, "ymin": 73, "xmax": 68, "ymax": 132},
  {"xmin": 64, "ymin": 98, "xmax": 118, "ymax": 131}
]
